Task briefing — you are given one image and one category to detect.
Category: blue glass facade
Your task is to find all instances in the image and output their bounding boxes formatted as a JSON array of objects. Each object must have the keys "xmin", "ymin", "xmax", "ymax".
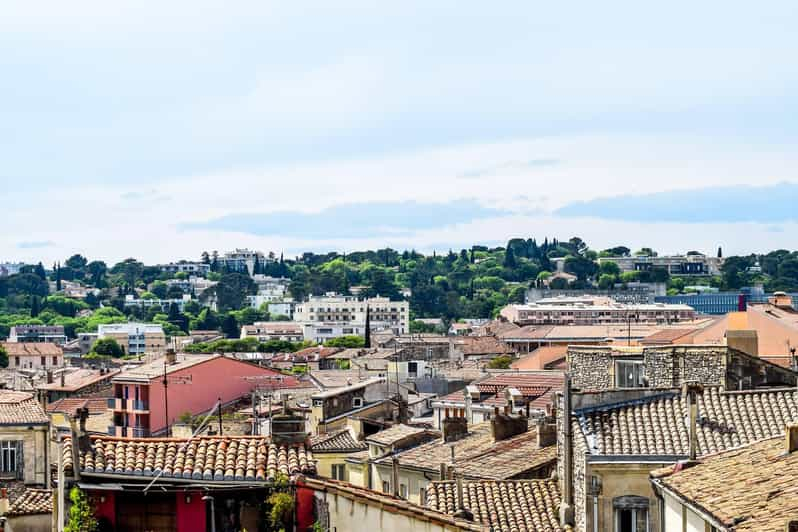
[{"xmin": 655, "ymin": 292, "xmax": 798, "ymax": 315}]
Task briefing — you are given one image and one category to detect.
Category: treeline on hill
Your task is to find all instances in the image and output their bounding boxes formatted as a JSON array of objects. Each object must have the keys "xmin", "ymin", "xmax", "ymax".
[{"xmin": 3, "ymin": 242, "xmax": 798, "ymax": 342}]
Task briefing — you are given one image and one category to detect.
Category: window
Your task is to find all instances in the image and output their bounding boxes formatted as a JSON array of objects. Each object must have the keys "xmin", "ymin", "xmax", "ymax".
[
  {"xmin": 613, "ymin": 496, "xmax": 649, "ymax": 532},
  {"xmin": 616, "ymin": 360, "xmax": 646, "ymax": 388},
  {"xmin": 382, "ymin": 481, "xmax": 390, "ymax": 493},
  {"xmin": 14, "ymin": 357, "xmax": 19, "ymax": 367},
  {"xmin": 331, "ymin": 464, "xmax": 346, "ymax": 481},
  {"xmin": 352, "ymin": 397, "xmax": 363, "ymax": 408},
  {"xmin": 40, "ymin": 356, "xmax": 45, "ymax": 366},
  {"xmin": 0, "ymin": 441, "xmax": 20, "ymax": 476},
  {"xmin": 52, "ymin": 356, "xmax": 58, "ymax": 365},
  {"xmin": 399, "ymin": 483, "xmax": 408, "ymax": 499},
  {"xmin": 419, "ymin": 488, "xmax": 427, "ymax": 505}
]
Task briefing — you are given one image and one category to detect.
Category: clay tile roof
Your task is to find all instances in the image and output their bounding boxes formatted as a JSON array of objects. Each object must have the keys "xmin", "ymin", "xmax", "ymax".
[
  {"xmin": 310, "ymin": 429, "xmax": 367, "ymax": 453},
  {"xmin": 365, "ymin": 424, "xmax": 431, "ymax": 446},
  {"xmin": 577, "ymin": 387, "xmax": 798, "ymax": 456},
  {"xmin": 499, "ymin": 325, "xmax": 555, "ymax": 340},
  {"xmin": 457, "ymin": 336, "xmax": 515, "ymax": 356},
  {"xmin": 640, "ymin": 328, "xmax": 697, "ymax": 345},
  {"xmin": 388, "ymin": 422, "xmax": 557, "ymax": 480},
  {"xmin": 62, "ymin": 435, "xmax": 316, "ymax": 482},
  {"xmin": 46, "ymin": 397, "xmax": 109, "ymax": 415},
  {"xmin": 426, "ymin": 479, "xmax": 563, "ymax": 531},
  {"xmin": 2, "ymin": 342, "xmax": 63, "ymax": 356},
  {"xmin": 6, "ymin": 489, "xmax": 53, "ymax": 517},
  {"xmin": 511, "ymin": 346, "xmax": 568, "ymax": 370},
  {"xmin": 0, "ymin": 391, "xmax": 49, "ymax": 425},
  {"xmin": 653, "ymin": 436, "xmax": 798, "ymax": 532}
]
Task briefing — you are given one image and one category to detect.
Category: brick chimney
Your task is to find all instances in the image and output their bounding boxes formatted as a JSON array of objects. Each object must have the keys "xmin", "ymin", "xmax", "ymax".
[
  {"xmin": 786, "ymin": 423, "xmax": 798, "ymax": 454},
  {"xmin": 536, "ymin": 416, "xmax": 557, "ymax": 448},
  {"xmin": 491, "ymin": 407, "xmax": 528, "ymax": 442},
  {"xmin": 442, "ymin": 414, "xmax": 469, "ymax": 443}
]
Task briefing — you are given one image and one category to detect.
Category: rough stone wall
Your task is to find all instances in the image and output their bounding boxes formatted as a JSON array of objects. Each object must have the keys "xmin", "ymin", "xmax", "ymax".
[
  {"xmin": 568, "ymin": 349, "xmax": 613, "ymax": 390},
  {"xmin": 644, "ymin": 347, "xmax": 726, "ymax": 387},
  {"xmin": 573, "ymin": 423, "xmax": 588, "ymax": 532}
]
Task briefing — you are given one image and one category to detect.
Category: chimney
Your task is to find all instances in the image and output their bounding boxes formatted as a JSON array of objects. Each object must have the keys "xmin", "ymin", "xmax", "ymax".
[
  {"xmin": 682, "ymin": 381, "xmax": 704, "ymax": 461},
  {"xmin": 726, "ymin": 330, "xmax": 758, "ymax": 357},
  {"xmin": 491, "ymin": 408, "xmax": 528, "ymax": 442},
  {"xmin": 786, "ymin": 423, "xmax": 798, "ymax": 454},
  {"xmin": 165, "ymin": 349, "xmax": 177, "ymax": 365},
  {"xmin": 391, "ymin": 456, "xmax": 400, "ymax": 498},
  {"xmin": 60, "ymin": 371, "xmax": 66, "ymax": 388},
  {"xmin": 536, "ymin": 416, "xmax": 557, "ymax": 448},
  {"xmin": 442, "ymin": 416, "xmax": 469, "ymax": 443}
]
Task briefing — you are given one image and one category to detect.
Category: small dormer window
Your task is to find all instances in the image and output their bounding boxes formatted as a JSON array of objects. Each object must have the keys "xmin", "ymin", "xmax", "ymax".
[{"xmin": 353, "ymin": 397, "xmax": 363, "ymax": 408}]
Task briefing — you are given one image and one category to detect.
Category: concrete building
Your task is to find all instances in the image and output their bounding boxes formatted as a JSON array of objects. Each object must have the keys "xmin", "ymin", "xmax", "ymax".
[
  {"xmin": 157, "ymin": 261, "xmax": 210, "ymax": 276},
  {"xmin": 500, "ymin": 298, "xmax": 696, "ymax": 326},
  {"xmin": 0, "ymin": 263, "xmax": 24, "ymax": 277},
  {"xmin": 2, "ymin": 342, "xmax": 64, "ymax": 370},
  {"xmin": 97, "ymin": 322, "xmax": 166, "ymax": 356},
  {"xmin": 240, "ymin": 321, "xmax": 304, "ymax": 342},
  {"xmin": 0, "ymin": 391, "xmax": 49, "ymax": 486},
  {"xmin": 218, "ymin": 248, "xmax": 270, "ymax": 273},
  {"xmin": 597, "ymin": 252, "xmax": 723, "ymax": 276},
  {"xmin": 108, "ymin": 353, "xmax": 298, "ymax": 436},
  {"xmin": 8, "ymin": 325, "xmax": 67, "ymax": 345},
  {"xmin": 267, "ymin": 300, "xmax": 295, "ymax": 318},
  {"xmin": 123, "ymin": 294, "xmax": 192, "ymax": 312},
  {"xmin": 294, "ymin": 295, "xmax": 409, "ymax": 343},
  {"xmin": 527, "ymin": 283, "xmax": 667, "ymax": 305}
]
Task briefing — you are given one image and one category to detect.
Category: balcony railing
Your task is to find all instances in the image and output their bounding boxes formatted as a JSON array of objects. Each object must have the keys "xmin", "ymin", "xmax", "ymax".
[
  {"xmin": 107, "ymin": 425, "xmax": 150, "ymax": 438},
  {"xmin": 106, "ymin": 398, "xmax": 149, "ymax": 412}
]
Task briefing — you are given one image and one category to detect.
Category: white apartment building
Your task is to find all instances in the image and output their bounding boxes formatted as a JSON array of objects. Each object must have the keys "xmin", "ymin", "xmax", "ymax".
[
  {"xmin": 218, "ymin": 249, "xmax": 272, "ymax": 273},
  {"xmin": 597, "ymin": 252, "xmax": 723, "ymax": 276},
  {"xmin": 123, "ymin": 294, "xmax": 192, "ymax": 312},
  {"xmin": 97, "ymin": 322, "xmax": 166, "ymax": 355},
  {"xmin": 294, "ymin": 295, "xmax": 409, "ymax": 343},
  {"xmin": 499, "ymin": 297, "xmax": 696, "ymax": 325},
  {"xmin": 158, "ymin": 262, "xmax": 211, "ymax": 276}
]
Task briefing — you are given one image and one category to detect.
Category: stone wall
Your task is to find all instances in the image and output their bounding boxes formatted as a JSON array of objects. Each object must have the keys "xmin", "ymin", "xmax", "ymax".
[
  {"xmin": 644, "ymin": 346, "xmax": 726, "ymax": 388},
  {"xmin": 568, "ymin": 348, "xmax": 613, "ymax": 390}
]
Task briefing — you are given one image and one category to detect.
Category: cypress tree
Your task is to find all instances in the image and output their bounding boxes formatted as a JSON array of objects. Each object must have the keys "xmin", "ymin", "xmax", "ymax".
[{"xmin": 364, "ymin": 306, "xmax": 371, "ymax": 348}]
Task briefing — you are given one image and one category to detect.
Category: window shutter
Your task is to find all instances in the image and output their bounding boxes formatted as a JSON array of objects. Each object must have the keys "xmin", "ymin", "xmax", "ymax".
[{"xmin": 16, "ymin": 441, "xmax": 24, "ymax": 481}]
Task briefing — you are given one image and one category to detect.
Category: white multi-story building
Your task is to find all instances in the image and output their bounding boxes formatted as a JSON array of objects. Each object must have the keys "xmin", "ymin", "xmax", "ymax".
[
  {"xmin": 97, "ymin": 323, "xmax": 166, "ymax": 355},
  {"xmin": 499, "ymin": 296, "xmax": 696, "ymax": 326},
  {"xmin": 597, "ymin": 252, "xmax": 723, "ymax": 276},
  {"xmin": 0, "ymin": 262, "xmax": 24, "ymax": 277},
  {"xmin": 123, "ymin": 294, "xmax": 192, "ymax": 313},
  {"xmin": 9, "ymin": 325, "xmax": 68, "ymax": 345},
  {"xmin": 294, "ymin": 295, "xmax": 409, "ymax": 343},
  {"xmin": 157, "ymin": 262, "xmax": 211, "ymax": 276},
  {"xmin": 218, "ymin": 249, "xmax": 273, "ymax": 274},
  {"xmin": 267, "ymin": 300, "xmax": 295, "ymax": 319}
]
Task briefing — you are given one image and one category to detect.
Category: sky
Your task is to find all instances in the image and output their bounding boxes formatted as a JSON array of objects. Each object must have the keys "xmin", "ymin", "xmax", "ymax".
[{"xmin": 3, "ymin": 0, "xmax": 798, "ymax": 265}]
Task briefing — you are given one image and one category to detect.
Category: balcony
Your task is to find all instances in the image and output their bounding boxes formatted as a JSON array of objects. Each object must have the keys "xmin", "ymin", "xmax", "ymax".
[
  {"xmin": 107, "ymin": 398, "xmax": 149, "ymax": 412},
  {"xmin": 107, "ymin": 425, "xmax": 150, "ymax": 438}
]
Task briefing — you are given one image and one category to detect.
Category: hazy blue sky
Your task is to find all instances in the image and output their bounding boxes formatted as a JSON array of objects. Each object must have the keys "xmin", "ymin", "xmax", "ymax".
[{"xmin": 3, "ymin": 1, "xmax": 798, "ymax": 263}]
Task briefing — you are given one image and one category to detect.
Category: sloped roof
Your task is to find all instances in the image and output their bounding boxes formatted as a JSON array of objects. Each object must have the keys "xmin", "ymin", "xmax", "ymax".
[
  {"xmin": 6, "ymin": 489, "xmax": 53, "ymax": 517},
  {"xmin": 46, "ymin": 397, "xmax": 109, "ymax": 415},
  {"xmin": 577, "ymin": 387, "xmax": 798, "ymax": 456},
  {"xmin": 365, "ymin": 424, "xmax": 432, "ymax": 447},
  {"xmin": 2, "ymin": 342, "xmax": 62, "ymax": 356},
  {"xmin": 37, "ymin": 368, "xmax": 119, "ymax": 391},
  {"xmin": 63, "ymin": 435, "xmax": 316, "ymax": 482},
  {"xmin": 310, "ymin": 429, "xmax": 367, "ymax": 453},
  {"xmin": 640, "ymin": 328, "xmax": 699, "ymax": 345},
  {"xmin": 652, "ymin": 436, "xmax": 798, "ymax": 532},
  {"xmin": 427, "ymin": 479, "xmax": 563, "ymax": 532},
  {"xmin": 0, "ymin": 391, "xmax": 49, "ymax": 425},
  {"xmin": 387, "ymin": 422, "xmax": 556, "ymax": 480},
  {"xmin": 457, "ymin": 336, "xmax": 515, "ymax": 356},
  {"xmin": 511, "ymin": 346, "xmax": 569, "ymax": 370}
]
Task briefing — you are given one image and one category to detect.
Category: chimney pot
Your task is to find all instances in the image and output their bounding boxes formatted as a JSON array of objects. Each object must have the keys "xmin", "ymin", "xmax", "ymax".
[{"xmin": 786, "ymin": 423, "xmax": 798, "ymax": 454}]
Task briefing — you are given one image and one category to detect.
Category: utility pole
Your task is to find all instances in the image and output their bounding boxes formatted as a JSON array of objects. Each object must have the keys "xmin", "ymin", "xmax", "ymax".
[{"xmin": 217, "ymin": 397, "xmax": 223, "ymax": 436}]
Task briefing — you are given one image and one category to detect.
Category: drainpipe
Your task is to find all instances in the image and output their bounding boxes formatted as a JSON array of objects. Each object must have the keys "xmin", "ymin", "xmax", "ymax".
[
  {"xmin": 391, "ymin": 456, "xmax": 400, "ymax": 498},
  {"xmin": 560, "ymin": 374, "xmax": 574, "ymax": 527}
]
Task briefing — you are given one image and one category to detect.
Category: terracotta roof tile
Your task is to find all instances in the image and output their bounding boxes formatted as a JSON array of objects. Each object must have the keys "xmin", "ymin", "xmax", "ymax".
[
  {"xmin": 0, "ymin": 391, "xmax": 49, "ymax": 424},
  {"xmin": 511, "ymin": 345, "xmax": 568, "ymax": 370},
  {"xmin": 387, "ymin": 422, "xmax": 556, "ymax": 480},
  {"xmin": 46, "ymin": 397, "xmax": 109, "ymax": 415},
  {"xmin": 310, "ymin": 429, "xmax": 367, "ymax": 453},
  {"xmin": 457, "ymin": 336, "xmax": 515, "ymax": 356},
  {"xmin": 2, "ymin": 342, "xmax": 62, "ymax": 356},
  {"xmin": 578, "ymin": 387, "xmax": 798, "ymax": 456},
  {"xmin": 62, "ymin": 435, "xmax": 315, "ymax": 481},
  {"xmin": 427, "ymin": 479, "xmax": 562, "ymax": 531},
  {"xmin": 6, "ymin": 489, "xmax": 52, "ymax": 517},
  {"xmin": 365, "ymin": 424, "xmax": 434, "ymax": 447},
  {"xmin": 653, "ymin": 436, "xmax": 798, "ymax": 532}
]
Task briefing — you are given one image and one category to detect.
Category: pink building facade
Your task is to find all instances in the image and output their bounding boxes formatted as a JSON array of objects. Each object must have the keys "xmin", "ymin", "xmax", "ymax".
[{"xmin": 109, "ymin": 355, "xmax": 298, "ymax": 436}]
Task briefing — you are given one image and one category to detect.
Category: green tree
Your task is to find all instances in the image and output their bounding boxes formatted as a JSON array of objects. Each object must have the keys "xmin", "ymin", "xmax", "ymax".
[
  {"xmin": 65, "ymin": 487, "xmax": 99, "ymax": 532},
  {"xmin": 91, "ymin": 338, "xmax": 124, "ymax": 357},
  {"xmin": 599, "ymin": 261, "xmax": 621, "ymax": 277},
  {"xmin": 325, "ymin": 335, "xmax": 366, "ymax": 348},
  {"xmin": 214, "ymin": 273, "xmax": 257, "ymax": 311},
  {"xmin": 0, "ymin": 345, "xmax": 7, "ymax": 368},
  {"xmin": 488, "ymin": 355, "xmax": 513, "ymax": 369}
]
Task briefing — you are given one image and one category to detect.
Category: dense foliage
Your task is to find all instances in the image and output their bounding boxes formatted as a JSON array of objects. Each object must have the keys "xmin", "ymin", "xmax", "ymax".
[{"xmin": 2, "ymin": 243, "xmax": 798, "ymax": 343}]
